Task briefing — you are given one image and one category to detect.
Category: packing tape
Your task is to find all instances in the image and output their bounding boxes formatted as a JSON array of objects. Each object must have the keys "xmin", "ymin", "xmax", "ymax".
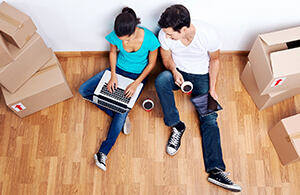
[
  {"xmin": 285, "ymin": 132, "xmax": 300, "ymax": 142},
  {"xmin": 25, "ymin": 35, "xmax": 31, "ymax": 42},
  {"xmin": 0, "ymin": 11, "xmax": 22, "ymax": 28},
  {"xmin": 34, "ymin": 63, "xmax": 59, "ymax": 77}
]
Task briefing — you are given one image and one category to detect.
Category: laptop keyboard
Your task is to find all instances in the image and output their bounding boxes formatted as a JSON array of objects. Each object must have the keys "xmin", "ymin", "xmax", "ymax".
[
  {"xmin": 100, "ymin": 83, "xmax": 131, "ymax": 104},
  {"xmin": 96, "ymin": 98, "xmax": 128, "ymax": 113}
]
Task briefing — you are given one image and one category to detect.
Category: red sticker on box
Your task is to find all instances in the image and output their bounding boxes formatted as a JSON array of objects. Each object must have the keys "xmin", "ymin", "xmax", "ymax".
[
  {"xmin": 12, "ymin": 103, "xmax": 26, "ymax": 112},
  {"xmin": 271, "ymin": 77, "xmax": 286, "ymax": 87}
]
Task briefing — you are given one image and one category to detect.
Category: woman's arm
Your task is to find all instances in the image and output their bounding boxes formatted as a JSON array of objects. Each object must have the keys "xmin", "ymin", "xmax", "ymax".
[
  {"xmin": 107, "ymin": 43, "xmax": 118, "ymax": 92},
  {"xmin": 124, "ymin": 48, "xmax": 158, "ymax": 97}
]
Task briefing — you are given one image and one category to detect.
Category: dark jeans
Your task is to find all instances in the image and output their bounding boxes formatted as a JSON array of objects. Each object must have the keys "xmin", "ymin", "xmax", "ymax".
[
  {"xmin": 155, "ymin": 69, "xmax": 226, "ymax": 172},
  {"xmin": 79, "ymin": 67, "xmax": 146, "ymax": 155}
]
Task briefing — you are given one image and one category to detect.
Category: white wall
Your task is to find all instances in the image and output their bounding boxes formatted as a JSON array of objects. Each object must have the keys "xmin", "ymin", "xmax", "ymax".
[{"xmin": 4, "ymin": 0, "xmax": 300, "ymax": 51}]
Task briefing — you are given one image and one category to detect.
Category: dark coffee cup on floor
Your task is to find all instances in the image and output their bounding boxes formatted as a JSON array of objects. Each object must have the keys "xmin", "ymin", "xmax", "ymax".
[{"xmin": 142, "ymin": 99, "xmax": 154, "ymax": 112}]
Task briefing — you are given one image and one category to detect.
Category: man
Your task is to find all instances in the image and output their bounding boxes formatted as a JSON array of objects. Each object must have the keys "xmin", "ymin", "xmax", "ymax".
[{"xmin": 155, "ymin": 4, "xmax": 242, "ymax": 192}]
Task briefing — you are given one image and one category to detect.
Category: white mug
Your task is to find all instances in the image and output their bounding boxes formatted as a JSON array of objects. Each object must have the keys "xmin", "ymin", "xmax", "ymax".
[
  {"xmin": 142, "ymin": 99, "xmax": 154, "ymax": 112},
  {"xmin": 181, "ymin": 81, "xmax": 193, "ymax": 94}
]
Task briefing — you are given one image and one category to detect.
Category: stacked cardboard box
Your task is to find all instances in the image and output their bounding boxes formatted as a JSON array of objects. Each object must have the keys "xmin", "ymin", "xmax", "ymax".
[
  {"xmin": 241, "ymin": 26, "xmax": 300, "ymax": 111},
  {"xmin": 241, "ymin": 27, "xmax": 300, "ymax": 166},
  {"xmin": 269, "ymin": 114, "xmax": 300, "ymax": 166},
  {"xmin": 241, "ymin": 62, "xmax": 300, "ymax": 111},
  {"xmin": 0, "ymin": 2, "xmax": 73, "ymax": 118}
]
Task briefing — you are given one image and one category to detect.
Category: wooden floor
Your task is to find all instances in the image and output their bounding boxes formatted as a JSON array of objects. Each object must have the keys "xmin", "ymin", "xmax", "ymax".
[{"xmin": 0, "ymin": 53, "xmax": 300, "ymax": 195}]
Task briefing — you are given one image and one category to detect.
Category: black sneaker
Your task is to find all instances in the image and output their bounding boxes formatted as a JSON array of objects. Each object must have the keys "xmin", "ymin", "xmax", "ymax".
[
  {"xmin": 207, "ymin": 168, "xmax": 242, "ymax": 192},
  {"xmin": 166, "ymin": 122, "xmax": 186, "ymax": 155},
  {"xmin": 94, "ymin": 152, "xmax": 107, "ymax": 171}
]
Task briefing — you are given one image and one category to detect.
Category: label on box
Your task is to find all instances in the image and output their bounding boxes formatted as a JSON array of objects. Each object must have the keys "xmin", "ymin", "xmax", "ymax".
[
  {"xmin": 12, "ymin": 103, "xmax": 26, "ymax": 112},
  {"xmin": 271, "ymin": 77, "xmax": 286, "ymax": 87}
]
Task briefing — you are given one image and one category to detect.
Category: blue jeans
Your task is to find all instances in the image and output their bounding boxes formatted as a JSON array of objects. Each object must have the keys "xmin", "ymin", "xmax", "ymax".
[
  {"xmin": 155, "ymin": 69, "xmax": 226, "ymax": 172},
  {"xmin": 79, "ymin": 67, "xmax": 147, "ymax": 156}
]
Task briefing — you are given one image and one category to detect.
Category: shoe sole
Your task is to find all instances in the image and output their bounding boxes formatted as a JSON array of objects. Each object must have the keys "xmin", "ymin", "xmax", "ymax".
[
  {"xmin": 94, "ymin": 154, "xmax": 106, "ymax": 171},
  {"xmin": 207, "ymin": 178, "xmax": 241, "ymax": 192}
]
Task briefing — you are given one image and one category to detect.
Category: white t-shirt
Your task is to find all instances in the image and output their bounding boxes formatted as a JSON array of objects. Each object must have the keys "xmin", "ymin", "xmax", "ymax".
[{"xmin": 158, "ymin": 20, "xmax": 222, "ymax": 74}]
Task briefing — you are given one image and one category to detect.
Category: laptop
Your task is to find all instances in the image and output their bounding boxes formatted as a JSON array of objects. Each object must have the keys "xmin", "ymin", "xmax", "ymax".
[{"xmin": 92, "ymin": 70, "xmax": 143, "ymax": 113}]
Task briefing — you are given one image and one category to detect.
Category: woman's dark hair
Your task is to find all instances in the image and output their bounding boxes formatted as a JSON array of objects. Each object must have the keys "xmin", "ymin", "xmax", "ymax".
[
  {"xmin": 114, "ymin": 7, "xmax": 141, "ymax": 37},
  {"xmin": 158, "ymin": 4, "xmax": 190, "ymax": 32}
]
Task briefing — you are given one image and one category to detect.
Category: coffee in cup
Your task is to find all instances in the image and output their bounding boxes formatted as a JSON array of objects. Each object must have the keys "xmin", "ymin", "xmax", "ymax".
[
  {"xmin": 181, "ymin": 81, "xmax": 193, "ymax": 94},
  {"xmin": 142, "ymin": 99, "xmax": 154, "ymax": 111}
]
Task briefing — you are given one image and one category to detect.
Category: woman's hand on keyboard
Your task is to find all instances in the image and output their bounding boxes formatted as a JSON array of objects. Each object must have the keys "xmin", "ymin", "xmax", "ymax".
[
  {"xmin": 125, "ymin": 82, "xmax": 139, "ymax": 98},
  {"xmin": 107, "ymin": 76, "xmax": 118, "ymax": 93}
]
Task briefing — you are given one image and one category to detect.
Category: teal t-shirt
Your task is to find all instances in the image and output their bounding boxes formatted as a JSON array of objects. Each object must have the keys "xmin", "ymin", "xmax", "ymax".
[{"xmin": 105, "ymin": 27, "xmax": 160, "ymax": 74}]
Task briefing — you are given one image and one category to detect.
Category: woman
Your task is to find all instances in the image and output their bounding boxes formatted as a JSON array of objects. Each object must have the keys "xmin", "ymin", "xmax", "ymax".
[{"xmin": 79, "ymin": 7, "xmax": 160, "ymax": 171}]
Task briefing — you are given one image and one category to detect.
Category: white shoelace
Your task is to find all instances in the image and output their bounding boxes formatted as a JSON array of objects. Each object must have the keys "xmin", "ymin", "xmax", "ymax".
[
  {"xmin": 220, "ymin": 172, "xmax": 232, "ymax": 182},
  {"xmin": 214, "ymin": 169, "xmax": 233, "ymax": 184},
  {"xmin": 100, "ymin": 153, "xmax": 107, "ymax": 164},
  {"xmin": 168, "ymin": 128, "xmax": 181, "ymax": 146}
]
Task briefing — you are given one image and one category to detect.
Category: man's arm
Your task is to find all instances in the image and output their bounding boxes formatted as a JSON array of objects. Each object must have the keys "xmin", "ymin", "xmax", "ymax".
[
  {"xmin": 160, "ymin": 47, "xmax": 184, "ymax": 87},
  {"xmin": 208, "ymin": 49, "xmax": 220, "ymax": 100}
]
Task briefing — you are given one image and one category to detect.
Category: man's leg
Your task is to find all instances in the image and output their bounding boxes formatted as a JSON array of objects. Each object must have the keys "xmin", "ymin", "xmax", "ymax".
[
  {"xmin": 198, "ymin": 113, "xmax": 226, "ymax": 172},
  {"xmin": 188, "ymin": 72, "xmax": 225, "ymax": 171},
  {"xmin": 155, "ymin": 70, "xmax": 181, "ymax": 126},
  {"xmin": 191, "ymin": 73, "xmax": 241, "ymax": 192},
  {"xmin": 155, "ymin": 70, "xmax": 186, "ymax": 155}
]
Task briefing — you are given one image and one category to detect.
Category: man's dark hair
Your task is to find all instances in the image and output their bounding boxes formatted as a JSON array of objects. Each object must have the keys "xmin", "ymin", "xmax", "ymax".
[
  {"xmin": 114, "ymin": 7, "xmax": 141, "ymax": 37},
  {"xmin": 158, "ymin": 4, "xmax": 190, "ymax": 32}
]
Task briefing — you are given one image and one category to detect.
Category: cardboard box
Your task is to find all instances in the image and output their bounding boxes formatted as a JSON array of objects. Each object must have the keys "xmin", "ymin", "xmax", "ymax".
[
  {"xmin": 0, "ymin": 33, "xmax": 52, "ymax": 93},
  {"xmin": 269, "ymin": 114, "xmax": 300, "ymax": 165},
  {"xmin": 240, "ymin": 62, "xmax": 300, "ymax": 111},
  {"xmin": 1, "ymin": 50, "xmax": 73, "ymax": 118},
  {"xmin": 0, "ymin": 33, "xmax": 12, "ymax": 67},
  {"xmin": 0, "ymin": 2, "xmax": 36, "ymax": 48},
  {"xmin": 248, "ymin": 26, "xmax": 300, "ymax": 95}
]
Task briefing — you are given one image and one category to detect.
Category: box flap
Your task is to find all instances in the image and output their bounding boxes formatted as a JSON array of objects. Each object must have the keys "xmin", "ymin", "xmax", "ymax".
[
  {"xmin": 7, "ymin": 33, "xmax": 40, "ymax": 58},
  {"xmin": 0, "ymin": 2, "xmax": 29, "ymax": 34},
  {"xmin": 282, "ymin": 114, "xmax": 300, "ymax": 135},
  {"xmin": 293, "ymin": 139, "xmax": 300, "ymax": 157},
  {"xmin": 270, "ymin": 47, "xmax": 300, "ymax": 77},
  {"xmin": 260, "ymin": 26, "xmax": 300, "ymax": 46}
]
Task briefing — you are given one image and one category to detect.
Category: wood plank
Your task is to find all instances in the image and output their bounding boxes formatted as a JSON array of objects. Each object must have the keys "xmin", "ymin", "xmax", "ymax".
[{"xmin": 0, "ymin": 54, "xmax": 299, "ymax": 195}]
